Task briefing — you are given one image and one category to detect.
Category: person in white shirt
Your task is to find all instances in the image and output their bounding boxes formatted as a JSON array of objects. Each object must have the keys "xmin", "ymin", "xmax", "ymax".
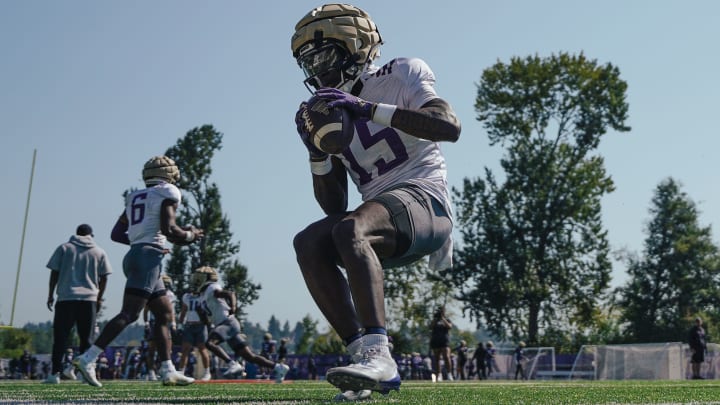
[{"xmin": 178, "ymin": 290, "xmax": 212, "ymax": 381}]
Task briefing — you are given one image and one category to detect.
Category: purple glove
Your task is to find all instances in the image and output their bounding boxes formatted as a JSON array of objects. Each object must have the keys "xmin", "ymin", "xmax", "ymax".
[
  {"xmin": 295, "ymin": 101, "xmax": 328, "ymax": 160},
  {"xmin": 314, "ymin": 87, "xmax": 375, "ymax": 120}
]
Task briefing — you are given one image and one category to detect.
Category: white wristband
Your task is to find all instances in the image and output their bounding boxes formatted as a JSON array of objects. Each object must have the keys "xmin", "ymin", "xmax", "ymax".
[
  {"xmin": 372, "ymin": 103, "xmax": 396, "ymax": 127},
  {"xmin": 310, "ymin": 157, "xmax": 333, "ymax": 176},
  {"xmin": 185, "ymin": 230, "xmax": 194, "ymax": 242}
]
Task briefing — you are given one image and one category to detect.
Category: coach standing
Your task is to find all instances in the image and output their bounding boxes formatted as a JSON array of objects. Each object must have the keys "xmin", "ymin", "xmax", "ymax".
[{"xmin": 44, "ymin": 224, "xmax": 112, "ymax": 384}]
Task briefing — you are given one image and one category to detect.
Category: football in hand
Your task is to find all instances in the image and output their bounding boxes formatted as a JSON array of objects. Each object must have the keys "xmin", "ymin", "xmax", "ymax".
[{"xmin": 303, "ymin": 96, "xmax": 354, "ymax": 154}]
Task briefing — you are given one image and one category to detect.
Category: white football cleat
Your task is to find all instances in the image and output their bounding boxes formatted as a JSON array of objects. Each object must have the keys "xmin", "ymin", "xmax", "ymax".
[
  {"xmin": 161, "ymin": 369, "xmax": 195, "ymax": 386},
  {"xmin": 274, "ymin": 363, "xmax": 290, "ymax": 383},
  {"xmin": 147, "ymin": 369, "xmax": 158, "ymax": 381},
  {"xmin": 200, "ymin": 369, "xmax": 212, "ymax": 381},
  {"xmin": 73, "ymin": 356, "xmax": 102, "ymax": 387},
  {"xmin": 333, "ymin": 389, "xmax": 372, "ymax": 402},
  {"xmin": 326, "ymin": 348, "xmax": 400, "ymax": 395},
  {"xmin": 62, "ymin": 365, "xmax": 77, "ymax": 380},
  {"xmin": 223, "ymin": 360, "xmax": 244, "ymax": 377},
  {"xmin": 44, "ymin": 373, "xmax": 60, "ymax": 384}
]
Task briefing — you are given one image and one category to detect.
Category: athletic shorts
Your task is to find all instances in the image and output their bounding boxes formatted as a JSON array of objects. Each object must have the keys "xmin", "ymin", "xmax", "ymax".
[
  {"xmin": 692, "ymin": 350, "xmax": 705, "ymax": 363},
  {"xmin": 210, "ymin": 317, "xmax": 243, "ymax": 344},
  {"xmin": 369, "ymin": 184, "xmax": 452, "ymax": 269},
  {"xmin": 122, "ymin": 243, "xmax": 166, "ymax": 298},
  {"xmin": 182, "ymin": 323, "xmax": 208, "ymax": 346}
]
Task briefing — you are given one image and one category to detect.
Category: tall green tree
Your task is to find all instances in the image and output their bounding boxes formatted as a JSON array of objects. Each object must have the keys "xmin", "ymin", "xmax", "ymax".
[
  {"xmin": 0, "ymin": 327, "xmax": 32, "ymax": 358},
  {"xmin": 266, "ymin": 315, "xmax": 282, "ymax": 340},
  {"xmin": 294, "ymin": 315, "xmax": 319, "ymax": 354},
  {"xmin": 164, "ymin": 125, "xmax": 260, "ymax": 317},
  {"xmin": 617, "ymin": 178, "xmax": 720, "ymax": 342},
  {"xmin": 450, "ymin": 53, "xmax": 630, "ymax": 345}
]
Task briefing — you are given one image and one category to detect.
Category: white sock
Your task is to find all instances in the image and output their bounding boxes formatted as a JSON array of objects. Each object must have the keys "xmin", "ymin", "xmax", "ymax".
[
  {"xmin": 362, "ymin": 333, "xmax": 389, "ymax": 348},
  {"xmin": 161, "ymin": 360, "xmax": 175, "ymax": 371}
]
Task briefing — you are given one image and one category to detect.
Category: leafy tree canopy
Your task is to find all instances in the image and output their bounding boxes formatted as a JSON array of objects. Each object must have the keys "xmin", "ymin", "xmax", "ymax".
[{"xmin": 450, "ymin": 52, "xmax": 630, "ymax": 346}]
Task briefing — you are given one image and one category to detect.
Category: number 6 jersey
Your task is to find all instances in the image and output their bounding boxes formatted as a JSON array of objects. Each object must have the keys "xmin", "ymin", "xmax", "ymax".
[{"xmin": 125, "ymin": 182, "xmax": 182, "ymax": 246}]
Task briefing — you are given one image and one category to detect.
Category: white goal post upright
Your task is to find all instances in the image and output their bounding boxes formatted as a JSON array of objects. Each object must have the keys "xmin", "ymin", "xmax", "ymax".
[{"xmin": 10, "ymin": 149, "xmax": 36, "ymax": 327}]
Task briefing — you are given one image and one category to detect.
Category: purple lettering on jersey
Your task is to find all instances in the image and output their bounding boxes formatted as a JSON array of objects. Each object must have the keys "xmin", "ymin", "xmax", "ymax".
[
  {"xmin": 342, "ymin": 119, "xmax": 409, "ymax": 185},
  {"xmin": 375, "ymin": 59, "xmax": 395, "ymax": 78},
  {"xmin": 130, "ymin": 192, "xmax": 147, "ymax": 225}
]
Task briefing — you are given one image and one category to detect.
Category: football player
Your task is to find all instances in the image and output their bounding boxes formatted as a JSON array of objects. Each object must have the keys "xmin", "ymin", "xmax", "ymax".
[
  {"xmin": 259, "ymin": 332, "xmax": 278, "ymax": 379},
  {"xmin": 190, "ymin": 267, "xmax": 290, "ymax": 383},
  {"xmin": 291, "ymin": 3, "xmax": 461, "ymax": 400},
  {"xmin": 74, "ymin": 156, "xmax": 204, "ymax": 387},
  {"xmin": 177, "ymin": 287, "xmax": 212, "ymax": 381}
]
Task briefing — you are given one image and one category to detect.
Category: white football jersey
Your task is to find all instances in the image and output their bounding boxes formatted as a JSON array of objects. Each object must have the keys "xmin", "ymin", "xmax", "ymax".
[
  {"xmin": 125, "ymin": 182, "xmax": 182, "ymax": 246},
  {"xmin": 337, "ymin": 57, "xmax": 451, "ymax": 218},
  {"xmin": 181, "ymin": 292, "xmax": 202, "ymax": 323},
  {"xmin": 335, "ymin": 57, "xmax": 454, "ymax": 270},
  {"xmin": 200, "ymin": 282, "xmax": 230, "ymax": 326}
]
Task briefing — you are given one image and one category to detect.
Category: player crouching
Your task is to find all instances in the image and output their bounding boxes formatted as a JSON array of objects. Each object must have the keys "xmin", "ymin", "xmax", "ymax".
[{"xmin": 190, "ymin": 267, "xmax": 290, "ymax": 383}]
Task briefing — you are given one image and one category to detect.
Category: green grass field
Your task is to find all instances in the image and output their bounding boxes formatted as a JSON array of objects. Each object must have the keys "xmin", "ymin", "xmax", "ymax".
[{"xmin": 2, "ymin": 379, "xmax": 720, "ymax": 404}]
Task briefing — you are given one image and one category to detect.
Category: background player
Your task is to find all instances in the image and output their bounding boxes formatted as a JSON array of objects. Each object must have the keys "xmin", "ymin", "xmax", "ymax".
[
  {"xmin": 291, "ymin": 3, "xmax": 461, "ymax": 399},
  {"xmin": 178, "ymin": 287, "xmax": 212, "ymax": 380},
  {"xmin": 190, "ymin": 267, "xmax": 289, "ymax": 382},
  {"xmin": 259, "ymin": 333, "xmax": 277, "ymax": 379},
  {"xmin": 74, "ymin": 156, "xmax": 204, "ymax": 387}
]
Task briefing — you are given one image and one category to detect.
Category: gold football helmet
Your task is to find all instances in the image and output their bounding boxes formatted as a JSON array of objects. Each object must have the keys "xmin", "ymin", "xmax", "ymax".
[
  {"xmin": 190, "ymin": 266, "xmax": 219, "ymax": 292},
  {"xmin": 142, "ymin": 155, "xmax": 180, "ymax": 186},
  {"xmin": 292, "ymin": 3, "xmax": 382, "ymax": 91}
]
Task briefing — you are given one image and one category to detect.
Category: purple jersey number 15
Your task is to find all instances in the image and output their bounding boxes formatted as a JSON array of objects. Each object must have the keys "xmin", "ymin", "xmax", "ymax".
[{"xmin": 342, "ymin": 119, "xmax": 409, "ymax": 185}]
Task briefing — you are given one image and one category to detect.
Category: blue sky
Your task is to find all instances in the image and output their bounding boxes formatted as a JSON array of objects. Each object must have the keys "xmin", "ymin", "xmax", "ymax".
[{"xmin": 2, "ymin": 1, "xmax": 719, "ymax": 333}]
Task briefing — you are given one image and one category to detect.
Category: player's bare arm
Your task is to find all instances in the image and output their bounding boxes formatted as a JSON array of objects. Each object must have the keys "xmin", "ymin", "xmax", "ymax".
[
  {"xmin": 312, "ymin": 157, "xmax": 349, "ymax": 214},
  {"xmin": 178, "ymin": 303, "xmax": 188, "ymax": 324},
  {"xmin": 47, "ymin": 271, "xmax": 59, "ymax": 311},
  {"xmin": 160, "ymin": 200, "xmax": 204, "ymax": 244}
]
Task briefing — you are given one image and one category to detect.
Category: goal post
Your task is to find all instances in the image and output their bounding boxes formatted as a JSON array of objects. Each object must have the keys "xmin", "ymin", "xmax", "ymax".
[
  {"xmin": 572, "ymin": 342, "xmax": 685, "ymax": 380},
  {"xmin": 487, "ymin": 346, "xmax": 556, "ymax": 379}
]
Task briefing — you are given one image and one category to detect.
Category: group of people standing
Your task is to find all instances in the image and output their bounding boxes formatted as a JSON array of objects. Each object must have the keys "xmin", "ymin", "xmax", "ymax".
[{"xmin": 44, "ymin": 156, "xmax": 288, "ymax": 387}]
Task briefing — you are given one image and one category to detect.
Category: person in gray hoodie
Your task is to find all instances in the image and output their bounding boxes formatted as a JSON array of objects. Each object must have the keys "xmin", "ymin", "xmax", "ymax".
[{"xmin": 44, "ymin": 224, "xmax": 112, "ymax": 384}]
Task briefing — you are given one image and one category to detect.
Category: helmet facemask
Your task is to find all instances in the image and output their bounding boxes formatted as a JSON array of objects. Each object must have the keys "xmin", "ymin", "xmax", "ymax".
[{"xmin": 296, "ymin": 40, "xmax": 358, "ymax": 92}]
